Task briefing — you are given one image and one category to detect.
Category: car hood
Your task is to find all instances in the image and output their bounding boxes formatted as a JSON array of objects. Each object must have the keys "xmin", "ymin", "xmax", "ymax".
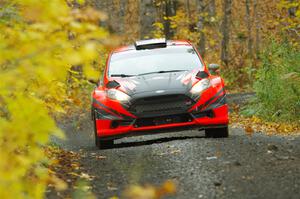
[{"xmin": 110, "ymin": 70, "xmax": 199, "ymax": 96}]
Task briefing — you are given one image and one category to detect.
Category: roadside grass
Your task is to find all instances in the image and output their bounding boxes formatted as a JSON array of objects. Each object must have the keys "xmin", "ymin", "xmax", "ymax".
[
  {"xmin": 230, "ymin": 104, "xmax": 300, "ymax": 136},
  {"xmin": 241, "ymin": 40, "xmax": 300, "ymax": 124}
]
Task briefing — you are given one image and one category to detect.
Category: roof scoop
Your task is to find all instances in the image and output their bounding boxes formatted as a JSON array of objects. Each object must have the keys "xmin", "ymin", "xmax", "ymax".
[{"xmin": 135, "ymin": 38, "xmax": 167, "ymax": 50}]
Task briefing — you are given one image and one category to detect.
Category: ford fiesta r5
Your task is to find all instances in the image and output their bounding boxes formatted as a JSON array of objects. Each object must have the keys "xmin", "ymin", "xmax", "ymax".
[{"xmin": 91, "ymin": 39, "xmax": 229, "ymax": 149}]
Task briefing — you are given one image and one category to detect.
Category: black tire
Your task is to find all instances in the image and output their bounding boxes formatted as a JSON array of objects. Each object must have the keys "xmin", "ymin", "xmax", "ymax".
[
  {"xmin": 96, "ymin": 137, "xmax": 114, "ymax": 149},
  {"xmin": 91, "ymin": 106, "xmax": 95, "ymax": 120},
  {"xmin": 205, "ymin": 126, "xmax": 229, "ymax": 138},
  {"xmin": 93, "ymin": 111, "xmax": 114, "ymax": 149}
]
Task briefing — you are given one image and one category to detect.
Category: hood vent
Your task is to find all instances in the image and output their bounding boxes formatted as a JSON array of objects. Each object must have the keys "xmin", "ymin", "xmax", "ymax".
[
  {"xmin": 196, "ymin": 71, "xmax": 209, "ymax": 79},
  {"xmin": 106, "ymin": 80, "xmax": 120, "ymax": 89}
]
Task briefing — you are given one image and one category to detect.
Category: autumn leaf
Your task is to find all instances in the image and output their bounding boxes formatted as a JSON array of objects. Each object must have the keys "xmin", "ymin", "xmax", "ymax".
[
  {"xmin": 123, "ymin": 180, "xmax": 176, "ymax": 199},
  {"xmin": 245, "ymin": 125, "xmax": 254, "ymax": 136}
]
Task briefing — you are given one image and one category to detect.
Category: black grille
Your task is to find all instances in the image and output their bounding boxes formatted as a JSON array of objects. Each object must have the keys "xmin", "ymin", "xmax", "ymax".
[
  {"xmin": 129, "ymin": 94, "xmax": 194, "ymax": 117},
  {"xmin": 134, "ymin": 113, "xmax": 193, "ymax": 127},
  {"xmin": 192, "ymin": 110, "xmax": 214, "ymax": 118}
]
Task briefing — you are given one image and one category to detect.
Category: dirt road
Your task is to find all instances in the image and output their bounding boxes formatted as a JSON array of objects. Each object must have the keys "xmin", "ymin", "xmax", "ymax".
[{"xmin": 50, "ymin": 94, "xmax": 300, "ymax": 199}]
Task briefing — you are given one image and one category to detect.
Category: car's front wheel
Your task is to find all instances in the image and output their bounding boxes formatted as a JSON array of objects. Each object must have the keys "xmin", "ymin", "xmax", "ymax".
[
  {"xmin": 95, "ymin": 136, "xmax": 114, "ymax": 149},
  {"xmin": 93, "ymin": 111, "xmax": 114, "ymax": 149},
  {"xmin": 205, "ymin": 126, "xmax": 229, "ymax": 138}
]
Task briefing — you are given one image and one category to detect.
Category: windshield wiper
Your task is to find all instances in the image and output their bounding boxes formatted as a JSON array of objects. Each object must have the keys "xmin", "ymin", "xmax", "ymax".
[
  {"xmin": 110, "ymin": 74, "xmax": 134, "ymax": 78},
  {"xmin": 138, "ymin": 70, "xmax": 187, "ymax": 76}
]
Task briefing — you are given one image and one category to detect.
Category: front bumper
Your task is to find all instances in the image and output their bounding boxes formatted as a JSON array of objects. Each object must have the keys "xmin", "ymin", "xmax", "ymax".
[{"xmin": 95, "ymin": 104, "xmax": 228, "ymax": 139}]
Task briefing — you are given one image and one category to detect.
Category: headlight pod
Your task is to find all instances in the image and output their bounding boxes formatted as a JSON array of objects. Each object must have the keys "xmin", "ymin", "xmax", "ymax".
[
  {"xmin": 107, "ymin": 89, "xmax": 130, "ymax": 102},
  {"xmin": 190, "ymin": 79, "xmax": 211, "ymax": 95}
]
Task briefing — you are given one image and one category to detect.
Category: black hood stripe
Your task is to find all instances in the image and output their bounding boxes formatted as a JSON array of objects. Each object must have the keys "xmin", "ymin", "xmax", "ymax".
[
  {"xmin": 197, "ymin": 88, "xmax": 225, "ymax": 111},
  {"xmin": 202, "ymin": 94, "xmax": 226, "ymax": 111},
  {"xmin": 93, "ymin": 98, "xmax": 134, "ymax": 119},
  {"xmin": 93, "ymin": 99, "xmax": 120, "ymax": 117}
]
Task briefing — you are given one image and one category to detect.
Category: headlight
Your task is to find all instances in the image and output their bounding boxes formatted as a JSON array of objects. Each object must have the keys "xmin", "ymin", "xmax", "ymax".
[
  {"xmin": 107, "ymin": 89, "xmax": 130, "ymax": 102},
  {"xmin": 190, "ymin": 79, "xmax": 211, "ymax": 94}
]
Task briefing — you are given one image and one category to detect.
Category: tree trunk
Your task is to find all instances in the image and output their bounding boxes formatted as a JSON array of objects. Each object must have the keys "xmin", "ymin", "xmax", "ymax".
[
  {"xmin": 197, "ymin": 0, "xmax": 206, "ymax": 57},
  {"xmin": 253, "ymin": 0, "xmax": 260, "ymax": 59},
  {"xmin": 245, "ymin": 0, "xmax": 253, "ymax": 59},
  {"xmin": 124, "ymin": 0, "xmax": 140, "ymax": 42},
  {"xmin": 185, "ymin": 0, "xmax": 192, "ymax": 21},
  {"xmin": 164, "ymin": 0, "xmax": 177, "ymax": 39},
  {"xmin": 140, "ymin": 0, "xmax": 157, "ymax": 39},
  {"xmin": 208, "ymin": 0, "xmax": 216, "ymax": 17},
  {"xmin": 288, "ymin": 0, "xmax": 296, "ymax": 17},
  {"xmin": 221, "ymin": 0, "xmax": 232, "ymax": 66},
  {"xmin": 119, "ymin": 0, "xmax": 127, "ymax": 34}
]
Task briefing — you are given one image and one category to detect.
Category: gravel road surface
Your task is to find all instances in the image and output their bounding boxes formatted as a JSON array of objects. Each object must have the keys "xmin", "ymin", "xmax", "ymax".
[
  {"xmin": 53, "ymin": 120, "xmax": 300, "ymax": 198},
  {"xmin": 51, "ymin": 94, "xmax": 300, "ymax": 199}
]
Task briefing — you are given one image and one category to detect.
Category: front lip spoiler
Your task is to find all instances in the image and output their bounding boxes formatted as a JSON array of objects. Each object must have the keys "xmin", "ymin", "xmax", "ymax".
[{"xmin": 100, "ymin": 124, "xmax": 227, "ymax": 140}]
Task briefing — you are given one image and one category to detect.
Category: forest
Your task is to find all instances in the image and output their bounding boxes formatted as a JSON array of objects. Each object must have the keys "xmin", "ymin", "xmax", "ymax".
[
  {"xmin": 0, "ymin": 0, "xmax": 299, "ymax": 198},
  {"xmin": 88, "ymin": 0, "xmax": 300, "ymax": 120}
]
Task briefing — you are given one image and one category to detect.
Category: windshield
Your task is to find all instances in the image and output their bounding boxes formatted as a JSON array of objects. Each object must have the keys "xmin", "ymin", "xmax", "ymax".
[{"xmin": 108, "ymin": 46, "xmax": 203, "ymax": 77}]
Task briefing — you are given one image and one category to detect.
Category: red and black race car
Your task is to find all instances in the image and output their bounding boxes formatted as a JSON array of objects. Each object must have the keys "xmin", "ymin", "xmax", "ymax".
[{"xmin": 91, "ymin": 39, "xmax": 228, "ymax": 149}]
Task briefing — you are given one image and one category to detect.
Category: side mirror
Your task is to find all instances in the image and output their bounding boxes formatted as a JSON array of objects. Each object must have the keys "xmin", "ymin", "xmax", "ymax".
[
  {"xmin": 88, "ymin": 79, "xmax": 99, "ymax": 87},
  {"xmin": 208, "ymin": 64, "xmax": 220, "ymax": 75}
]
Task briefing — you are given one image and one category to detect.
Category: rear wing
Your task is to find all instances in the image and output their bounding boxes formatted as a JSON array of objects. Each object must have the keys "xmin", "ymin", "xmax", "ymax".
[{"xmin": 135, "ymin": 38, "xmax": 167, "ymax": 50}]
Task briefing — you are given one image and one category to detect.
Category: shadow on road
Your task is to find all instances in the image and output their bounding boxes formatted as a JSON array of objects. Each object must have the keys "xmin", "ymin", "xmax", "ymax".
[{"xmin": 103, "ymin": 135, "xmax": 206, "ymax": 150}]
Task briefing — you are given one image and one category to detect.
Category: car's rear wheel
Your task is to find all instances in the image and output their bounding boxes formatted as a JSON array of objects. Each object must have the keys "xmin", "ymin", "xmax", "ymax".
[
  {"xmin": 205, "ymin": 126, "xmax": 229, "ymax": 138},
  {"xmin": 93, "ymin": 111, "xmax": 114, "ymax": 149}
]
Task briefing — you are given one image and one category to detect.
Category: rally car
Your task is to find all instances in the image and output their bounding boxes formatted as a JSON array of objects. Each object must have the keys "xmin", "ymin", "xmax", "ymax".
[{"xmin": 91, "ymin": 39, "xmax": 229, "ymax": 149}]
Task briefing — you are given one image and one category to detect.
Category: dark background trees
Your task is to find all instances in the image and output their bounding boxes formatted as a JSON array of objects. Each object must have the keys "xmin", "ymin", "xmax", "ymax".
[{"xmin": 86, "ymin": 0, "xmax": 298, "ymax": 90}]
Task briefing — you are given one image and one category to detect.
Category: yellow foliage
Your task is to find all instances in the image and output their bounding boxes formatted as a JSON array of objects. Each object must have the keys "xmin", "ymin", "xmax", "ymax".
[
  {"xmin": 152, "ymin": 22, "xmax": 165, "ymax": 38},
  {"xmin": 230, "ymin": 112, "xmax": 300, "ymax": 136},
  {"xmin": 0, "ymin": 0, "xmax": 108, "ymax": 198},
  {"xmin": 168, "ymin": 9, "xmax": 200, "ymax": 43},
  {"xmin": 278, "ymin": 0, "xmax": 300, "ymax": 47},
  {"xmin": 123, "ymin": 180, "xmax": 176, "ymax": 199},
  {"xmin": 151, "ymin": 9, "xmax": 200, "ymax": 42}
]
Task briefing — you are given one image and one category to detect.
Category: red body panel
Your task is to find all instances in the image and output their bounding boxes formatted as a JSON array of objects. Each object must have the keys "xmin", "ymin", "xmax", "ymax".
[
  {"xmin": 92, "ymin": 40, "xmax": 228, "ymax": 139},
  {"xmin": 96, "ymin": 104, "xmax": 228, "ymax": 137}
]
